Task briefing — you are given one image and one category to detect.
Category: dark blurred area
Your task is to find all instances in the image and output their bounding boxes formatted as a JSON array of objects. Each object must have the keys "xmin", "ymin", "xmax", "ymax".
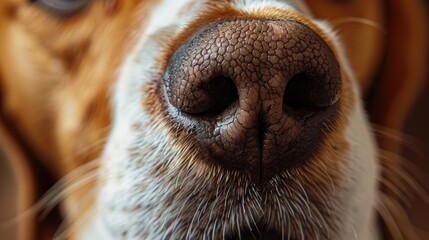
[{"xmin": 404, "ymin": 0, "xmax": 429, "ymax": 237}]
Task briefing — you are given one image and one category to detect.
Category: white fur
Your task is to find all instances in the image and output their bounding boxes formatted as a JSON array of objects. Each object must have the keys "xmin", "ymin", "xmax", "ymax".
[
  {"xmin": 340, "ymin": 102, "xmax": 380, "ymax": 240},
  {"xmin": 316, "ymin": 21, "xmax": 380, "ymax": 239}
]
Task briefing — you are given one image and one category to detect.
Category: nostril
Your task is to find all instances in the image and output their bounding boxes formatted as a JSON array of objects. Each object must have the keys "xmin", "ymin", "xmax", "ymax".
[
  {"xmin": 192, "ymin": 75, "xmax": 238, "ymax": 117},
  {"xmin": 163, "ymin": 27, "xmax": 240, "ymax": 118},
  {"xmin": 284, "ymin": 73, "xmax": 314, "ymax": 111},
  {"xmin": 283, "ymin": 72, "xmax": 341, "ymax": 113},
  {"xmin": 164, "ymin": 60, "xmax": 238, "ymax": 116}
]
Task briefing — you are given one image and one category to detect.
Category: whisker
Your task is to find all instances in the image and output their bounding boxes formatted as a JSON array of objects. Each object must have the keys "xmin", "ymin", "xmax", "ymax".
[
  {"xmin": 376, "ymin": 127, "xmax": 428, "ymax": 240},
  {"xmin": 378, "ymin": 176, "xmax": 413, "ymax": 208},
  {"xmin": 377, "ymin": 192, "xmax": 420, "ymax": 240},
  {"xmin": 0, "ymin": 160, "xmax": 99, "ymax": 230},
  {"xmin": 42, "ymin": 160, "xmax": 100, "ymax": 214},
  {"xmin": 379, "ymin": 149, "xmax": 429, "ymax": 202},
  {"xmin": 377, "ymin": 196, "xmax": 404, "ymax": 240},
  {"xmin": 330, "ymin": 17, "xmax": 387, "ymax": 35},
  {"xmin": 52, "ymin": 190, "xmax": 98, "ymax": 240},
  {"xmin": 40, "ymin": 169, "xmax": 100, "ymax": 218},
  {"xmin": 372, "ymin": 124, "xmax": 427, "ymax": 158}
]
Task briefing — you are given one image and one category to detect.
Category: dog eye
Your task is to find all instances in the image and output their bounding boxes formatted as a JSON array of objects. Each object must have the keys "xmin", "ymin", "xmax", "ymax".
[{"xmin": 33, "ymin": 0, "xmax": 91, "ymax": 16}]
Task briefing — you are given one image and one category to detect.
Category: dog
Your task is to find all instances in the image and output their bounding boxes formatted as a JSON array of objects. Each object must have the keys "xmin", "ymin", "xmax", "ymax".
[{"xmin": 0, "ymin": 0, "xmax": 427, "ymax": 239}]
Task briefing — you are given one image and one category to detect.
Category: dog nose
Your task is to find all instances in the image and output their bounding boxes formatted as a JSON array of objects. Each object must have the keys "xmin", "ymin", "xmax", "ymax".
[{"xmin": 163, "ymin": 20, "xmax": 341, "ymax": 183}]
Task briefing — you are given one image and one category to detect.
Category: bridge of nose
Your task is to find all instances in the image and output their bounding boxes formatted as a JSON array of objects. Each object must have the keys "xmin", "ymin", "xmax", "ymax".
[{"xmin": 224, "ymin": 22, "xmax": 292, "ymax": 127}]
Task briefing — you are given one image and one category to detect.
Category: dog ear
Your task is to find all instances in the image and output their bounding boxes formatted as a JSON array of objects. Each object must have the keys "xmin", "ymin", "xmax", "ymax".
[
  {"xmin": 0, "ymin": 117, "xmax": 36, "ymax": 240},
  {"xmin": 0, "ymin": 2, "xmax": 38, "ymax": 239},
  {"xmin": 0, "ymin": 96, "xmax": 60, "ymax": 240},
  {"xmin": 308, "ymin": 0, "xmax": 427, "ymax": 131},
  {"xmin": 365, "ymin": 0, "xmax": 427, "ymax": 239},
  {"xmin": 309, "ymin": 0, "xmax": 427, "ymax": 238},
  {"xmin": 366, "ymin": 0, "xmax": 427, "ymax": 134}
]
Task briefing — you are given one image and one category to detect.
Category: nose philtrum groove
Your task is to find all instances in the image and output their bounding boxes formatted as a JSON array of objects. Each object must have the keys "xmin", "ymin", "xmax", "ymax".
[
  {"xmin": 257, "ymin": 116, "xmax": 266, "ymax": 184},
  {"xmin": 163, "ymin": 19, "xmax": 341, "ymax": 182}
]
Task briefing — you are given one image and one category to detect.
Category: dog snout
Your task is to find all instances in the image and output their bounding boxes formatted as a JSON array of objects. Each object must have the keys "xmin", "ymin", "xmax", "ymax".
[{"xmin": 163, "ymin": 19, "xmax": 341, "ymax": 183}]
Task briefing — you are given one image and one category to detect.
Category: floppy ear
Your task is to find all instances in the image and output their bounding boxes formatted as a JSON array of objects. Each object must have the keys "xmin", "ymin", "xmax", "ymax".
[
  {"xmin": 366, "ymin": 0, "xmax": 427, "ymax": 133},
  {"xmin": 0, "ymin": 2, "xmax": 37, "ymax": 239},
  {"xmin": 307, "ymin": 0, "xmax": 427, "ymax": 130},
  {"xmin": 0, "ymin": 116, "xmax": 36, "ymax": 240},
  {"xmin": 0, "ymin": 92, "xmax": 61, "ymax": 240},
  {"xmin": 309, "ymin": 0, "xmax": 427, "ymax": 238},
  {"xmin": 363, "ymin": 0, "xmax": 427, "ymax": 239}
]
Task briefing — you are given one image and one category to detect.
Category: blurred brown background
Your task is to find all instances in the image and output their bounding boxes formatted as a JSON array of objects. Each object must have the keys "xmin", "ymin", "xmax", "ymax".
[{"xmin": 403, "ymin": 0, "xmax": 429, "ymax": 236}]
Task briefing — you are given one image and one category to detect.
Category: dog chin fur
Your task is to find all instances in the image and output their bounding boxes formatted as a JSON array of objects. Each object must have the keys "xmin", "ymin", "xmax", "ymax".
[
  {"xmin": 84, "ymin": 97, "xmax": 380, "ymax": 240},
  {"xmin": 76, "ymin": 1, "xmax": 381, "ymax": 239}
]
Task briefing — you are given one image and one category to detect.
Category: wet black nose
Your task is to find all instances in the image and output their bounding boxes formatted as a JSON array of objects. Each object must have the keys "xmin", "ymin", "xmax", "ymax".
[{"xmin": 163, "ymin": 19, "xmax": 341, "ymax": 183}]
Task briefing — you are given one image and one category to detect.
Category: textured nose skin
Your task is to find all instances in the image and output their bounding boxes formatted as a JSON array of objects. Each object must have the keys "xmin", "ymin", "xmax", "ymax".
[{"xmin": 163, "ymin": 20, "xmax": 341, "ymax": 183}]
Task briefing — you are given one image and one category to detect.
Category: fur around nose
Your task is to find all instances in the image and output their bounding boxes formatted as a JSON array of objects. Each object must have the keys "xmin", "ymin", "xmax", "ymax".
[{"xmin": 163, "ymin": 19, "xmax": 341, "ymax": 183}]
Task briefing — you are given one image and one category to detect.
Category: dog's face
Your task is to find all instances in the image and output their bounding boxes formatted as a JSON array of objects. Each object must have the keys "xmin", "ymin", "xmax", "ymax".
[{"xmin": 0, "ymin": 0, "xmax": 389, "ymax": 239}]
